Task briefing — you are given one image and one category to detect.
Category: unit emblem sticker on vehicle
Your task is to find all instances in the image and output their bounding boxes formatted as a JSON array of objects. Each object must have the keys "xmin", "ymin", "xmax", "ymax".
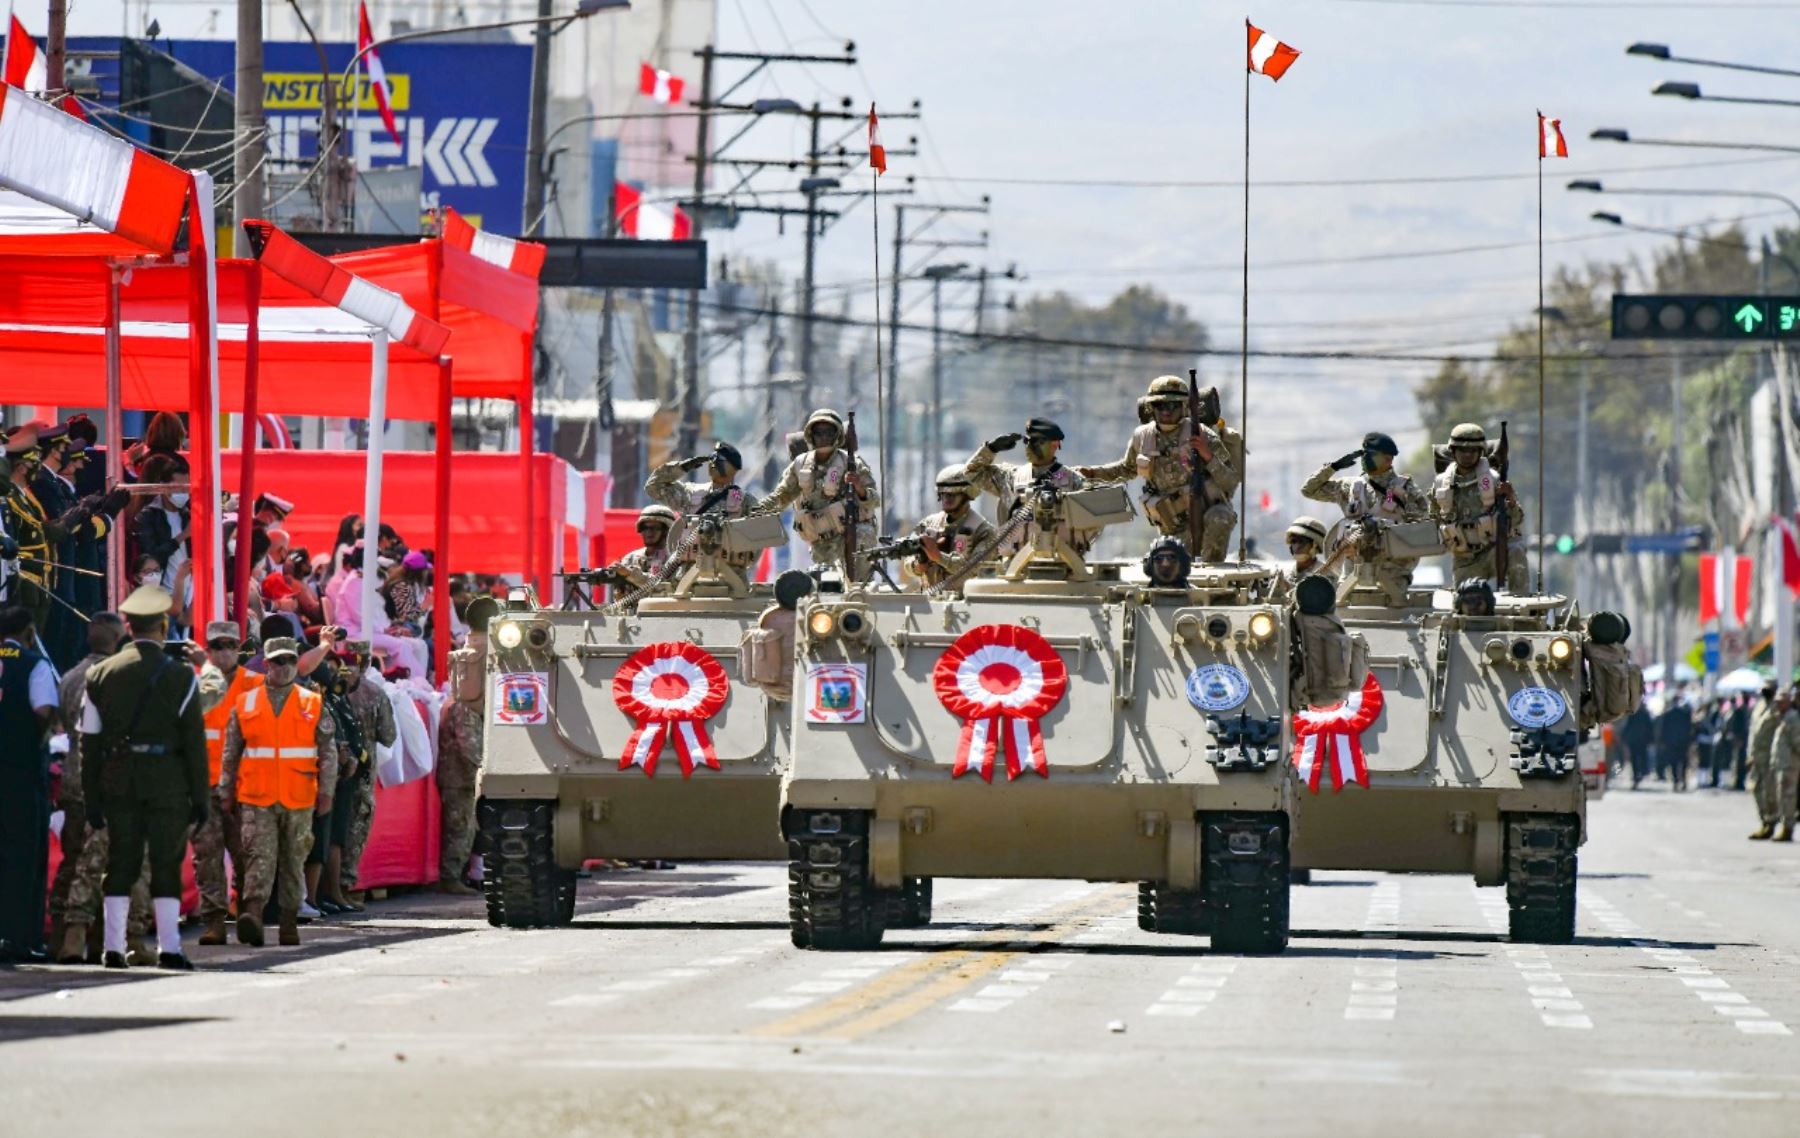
[
  {"xmin": 1186, "ymin": 663, "xmax": 1250, "ymax": 713},
  {"xmin": 492, "ymin": 671, "xmax": 549, "ymax": 727},
  {"xmin": 1507, "ymin": 686, "xmax": 1568, "ymax": 729},
  {"xmin": 805, "ymin": 663, "xmax": 868, "ymax": 725}
]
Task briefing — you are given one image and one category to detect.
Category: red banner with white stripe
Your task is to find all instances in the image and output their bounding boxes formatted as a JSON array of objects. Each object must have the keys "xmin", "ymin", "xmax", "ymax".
[
  {"xmin": 242, "ymin": 219, "xmax": 450, "ymax": 356},
  {"xmin": 613, "ymin": 642, "xmax": 730, "ymax": 777},
  {"xmin": 932, "ymin": 624, "xmax": 1069, "ymax": 782},
  {"xmin": 1293, "ymin": 673, "xmax": 1384, "ymax": 793},
  {"xmin": 441, "ymin": 205, "xmax": 546, "ymax": 276},
  {"xmin": 1699, "ymin": 550, "xmax": 1752, "ymax": 626}
]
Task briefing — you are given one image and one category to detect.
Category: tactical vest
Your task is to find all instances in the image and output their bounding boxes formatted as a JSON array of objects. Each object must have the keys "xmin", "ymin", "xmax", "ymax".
[
  {"xmin": 1433, "ymin": 459, "xmax": 1498, "ymax": 553},
  {"xmin": 791, "ymin": 451, "xmax": 852, "ymax": 542},
  {"xmin": 233, "ymin": 684, "xmax": 324, "ymax": 809},
  {"xmin": 0, "ymin": 638, "xmax": 47, "ymax": 776},
  {"xmin": 1347, "ymin": 473, "xmax": 1415, "ymax": 523},
  {"xmin": 204, "ymin": 668, "xmax": 266, "ymax": 787}
]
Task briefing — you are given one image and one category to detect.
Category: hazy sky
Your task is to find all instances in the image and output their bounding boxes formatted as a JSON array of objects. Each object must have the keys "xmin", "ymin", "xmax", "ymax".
[{"xmin": 65, "ymin": 0, "xmax": 1800, "ymax": 474}]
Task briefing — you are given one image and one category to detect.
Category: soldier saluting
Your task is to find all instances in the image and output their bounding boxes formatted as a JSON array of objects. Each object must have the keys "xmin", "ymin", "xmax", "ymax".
[
  {"xmin": 79, "ymin": 585, "xmax": 209, "ymax": 971},
  {"xmin": 1300, "ymin": 432, "xmax": 1431, "ymax": 604},
  {"xmin": 1077, "ymin": 376, "xmax": 1242, "ymax": 563},
  {"xmin": 965, "ymin": 417, "xmax": 1088, "ymax": 556}
]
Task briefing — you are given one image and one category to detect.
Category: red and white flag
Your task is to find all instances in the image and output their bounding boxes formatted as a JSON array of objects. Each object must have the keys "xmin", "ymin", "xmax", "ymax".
[
  {"xmin": 614, "ymin": 181, "xmax": 690, "ymax": 240},
  {"xmin": 1776, "ymin": 516, "xmax": 1800, "ymax": 597},
  {"xmin": 1538, "ymin": 112, "xmax": 1568, "ymax": 158},
  {"xmin": 1698, "ymin": 550, "xmax": 1753, "ymax": 626},
  {"xmin": 4, "ymin": 15, "xmax": 47, "ymax": 91},
  {"xmin": 357, "ymin": 2, "xmax": 402, "ymax": 145},
  {"xmin": 868, "ymin": 103, "xmax": 886, "ymax": 175},
  {"xmin": 1247, "ymin": 21, "xmax": 1300, "ymax": 81},
  {"xmin": 638, "ymin": 62, "xmax": 685, "ymax": 105}
]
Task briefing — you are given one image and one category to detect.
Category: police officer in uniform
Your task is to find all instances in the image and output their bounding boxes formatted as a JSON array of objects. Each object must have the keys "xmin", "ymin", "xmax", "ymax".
[
  {"xmin": 964, "ymin": 418, "xmax": 1089, "ymax": 556},
  {"xmin": 1431, "ymin": 422, "xmax": 1528, "ymax": 594},
  {"xmin": 1301, "ymin": 432, "xmax": 1431, "ymax": 604},
  {"xmin": 80, "ymin": 585, "xmax": 208, "ymax": 970},
  {"xmin": 1269, "ymin": 516, "xmax": 1332, "ymax": 605},
  {"xmin": 903, "ymin": 465, "xmax": 996, "ymax": 593},
  {"xmin": 437, "ymin": 596, "xmax": 497, "ymax": 894},
  {"xmin": 0, "ymin": 606, "xmax": 63, "ymax": 963},
  {"xmin": 1078, "ymin": 377, "xmax": 1242, "ymax": 562},
  {"xmin": 753, "ymin": 408, "xmax": 880, "ymax": 578}
]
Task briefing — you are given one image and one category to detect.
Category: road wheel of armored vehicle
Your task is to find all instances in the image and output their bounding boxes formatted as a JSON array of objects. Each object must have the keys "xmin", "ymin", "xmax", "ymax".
[
  {"xmin": 1137, "ymin": 883, "xmax": 1211, "ymax": 935},
  {"xmin": 1202, "ymin": 812, "xmax": 1291, "ymax": 955},
  {"xmin": 786, "ymin": 809, "xmax": 886, "ymax": 951},
  {"xmin": 884, "ymin": 878, "xmax": 934, "ymax": 929},
  {"xmin": 478, "ymin": 799, "xmax": 577, "ymax": 929},
  {"xmin": 1505, "ymin": 813, "xmax": 1579, "ymax": 945}
]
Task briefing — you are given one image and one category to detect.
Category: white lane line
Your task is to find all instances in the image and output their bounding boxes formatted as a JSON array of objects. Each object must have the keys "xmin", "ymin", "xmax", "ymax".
[
  {"xmin": 747, "ymin": 995, "xmax": 813, "ymax": 1011},
  {"xmin": 548, "ymin": 993, "xmax": 620, "ymax": 1008},
  {"xmin": 1504, "ymin": 942, "xmax": 1590, "ymax": 1030},
  {"xmin": 1346, "ymin": 955, "xmax": 1397, "ymax": 1021},
  {"xmin": 1147, "ymin": 959, "xmax": 1238, "ymax": 1017}
]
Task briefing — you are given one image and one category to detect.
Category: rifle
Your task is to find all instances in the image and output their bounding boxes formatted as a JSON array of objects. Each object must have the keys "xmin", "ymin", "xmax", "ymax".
[
  {"xmin": 864, "ymin": 533, "xmax": 926, "ymax": 563},
  {"xmin": 1186, "ymin": 368, "xmax": 1209, "ymax": 559},
  {"xmin": 1492, "ymin": 421, "xmax": 1512, "ymax": 591},
  {"xmin": 842, "ymin": 411, "xmax": 862, "ymax": 581}
]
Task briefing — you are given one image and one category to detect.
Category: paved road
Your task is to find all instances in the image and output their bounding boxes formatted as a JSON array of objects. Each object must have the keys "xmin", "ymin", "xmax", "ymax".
[{"xmin": 4, "ymin": 785, "xmax": 1799, "ymax": 1137}]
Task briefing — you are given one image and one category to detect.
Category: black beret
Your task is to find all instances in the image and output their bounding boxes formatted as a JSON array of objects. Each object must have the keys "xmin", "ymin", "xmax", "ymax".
[{"xmin": 1025, "ymin": 417, "xmax": 1065, "ymax": 442}]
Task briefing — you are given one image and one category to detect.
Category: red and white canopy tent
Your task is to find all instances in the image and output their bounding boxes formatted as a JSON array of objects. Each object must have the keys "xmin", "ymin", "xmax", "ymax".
[{"xmin": 0, "ymin": 81, "xmax": 222, "ymax": 619}]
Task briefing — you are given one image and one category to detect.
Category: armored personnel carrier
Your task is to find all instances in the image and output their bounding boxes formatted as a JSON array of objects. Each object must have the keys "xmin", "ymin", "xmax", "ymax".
[
  {"xmin": 476, "ymin": 514, "xmax": 793, "ymax": 928},
  {"xmin": 779, "ymin": 483, "xmax": 1295, "ymax": 953},
  {"xmin": 1288, "ymin": 568, "xmax": 1642, "ymax": 944}
]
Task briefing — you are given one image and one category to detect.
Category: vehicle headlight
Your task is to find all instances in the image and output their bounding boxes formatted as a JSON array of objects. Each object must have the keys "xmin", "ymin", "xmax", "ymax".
[
  {"xmin": 808, "ymin": 609, "xmax": 838, "ymax": 639},
  {"xmin": 494, "ymin": 620, "xmax": 524, "ymax": 650},
  {"xmin": 1548, "ymin": 636, "xmax": 1574, "ymax": 664},
  {"xmin": 1204, "ymin": 615, "xmax": 1231, "ymax": 641},
  {"xmin": 1247, "ymin": 611, "xmax": 1276, "ymax": 642}
]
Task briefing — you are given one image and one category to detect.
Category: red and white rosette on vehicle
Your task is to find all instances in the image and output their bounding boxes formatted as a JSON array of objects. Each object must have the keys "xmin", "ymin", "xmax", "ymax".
[
  {"xmin": 612, "ymin": 642, "xmax": 730, "ymax": 778},
  {"xmin": 1292, "ymin": 672, "xmax": 1384, "ymax": 794},
  {"xmin": 932, "ymin": 624, "xmax": 1070, "ymax": 782}
]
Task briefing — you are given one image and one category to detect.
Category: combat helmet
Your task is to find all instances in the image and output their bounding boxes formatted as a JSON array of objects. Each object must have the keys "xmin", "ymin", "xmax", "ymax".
[
  {"xmin": 803, "ymin": 408, "xmax": 844, "ymax": 447},
  {"xmin": 1146, "ymin": 375, "xmax": 1187, "ymax": 403},
  {"xmin": 935, "ymin": 464, "xmax": 974, "ymax": 495},
  {"xmin": 1286, "ymin": 515, "xmax": 1329, "ymax": 548},
  {"xmin": 1449, "ymin": 423, "xmax": 1486, "ymax": 447},
  {"xmin": 1141, "ymin": 534, "xmax": 1193, "ymax": 586},
  {"xmin": 637, "ymin": 504, "xmax": 678, "ymax": 533},
  {"xmin": 1362, "ymin": 431, "xmax": 1399, "ymax": 457}
]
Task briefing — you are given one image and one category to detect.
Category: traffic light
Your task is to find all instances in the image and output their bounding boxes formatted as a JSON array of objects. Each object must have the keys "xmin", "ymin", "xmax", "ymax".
[
  {"xmin": 1554, "ymin": 534, "xmax": 1576, "ymax": 555},
  {"xmin": 1612, "ymin": 294, "xmax": 1800, "ymax": 341}
]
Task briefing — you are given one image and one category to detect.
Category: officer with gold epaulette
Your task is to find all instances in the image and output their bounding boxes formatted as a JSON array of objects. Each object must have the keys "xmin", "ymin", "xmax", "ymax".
[
  {"xmin": 3, "ymin": 423, "xmax": 129, "ymax": 635},
  {"xmin": 80, "ymin": 585, "xmax": 209, "ymax": 970}
]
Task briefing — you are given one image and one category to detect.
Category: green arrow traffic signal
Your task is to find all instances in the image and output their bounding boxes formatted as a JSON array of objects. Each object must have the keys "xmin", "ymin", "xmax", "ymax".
[
  {"xmin": 1554, "ymin": 534, "xmax": 1576, "ymax": 554},
  {"xmin": 1735, "ymin": 303, "xmax": 1765, "ymax": 333}
]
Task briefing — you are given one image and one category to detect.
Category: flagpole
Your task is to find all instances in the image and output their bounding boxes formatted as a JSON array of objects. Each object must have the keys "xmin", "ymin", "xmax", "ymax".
[
  {"xmin": 872, "ymin": 155, "xmax": 887, "ymax": 531},
  {"xmin": 1238, "ymin": 23, "xmax": 1251, "ymax": 564},
  {"xmin": 1536, "ymin": 112, "xmax": 1546, "ymax": 593}
]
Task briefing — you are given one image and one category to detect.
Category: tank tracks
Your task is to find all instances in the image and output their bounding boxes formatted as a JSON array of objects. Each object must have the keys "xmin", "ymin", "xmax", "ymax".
[
  {"xmin": 478, "ymin": 799, "xmax": 577, "ymax": 929},
  {"xmin": 884, "ymin": 877, "xmax": 934, "ymax": 929},
  {"xmin": 1137, "ymin": 882, "xmax": 1211, "ymax": 935},
  {"xmin": 785, "ymin": 809, "xmax": 886, "ymax": 950},
  {"xmin": 1201, "ymin": 811, "xmax": 1291, "ymax": 954},
  {"xmin": 1505, "ymin": 812, "xmax": 1579, "ymax": 944}
]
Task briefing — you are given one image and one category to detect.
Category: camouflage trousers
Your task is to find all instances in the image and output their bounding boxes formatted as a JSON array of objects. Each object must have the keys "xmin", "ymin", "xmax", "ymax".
[
  {"xmin": 805, "ymin": 524, "xmax": 878, "ymax": 582},
  {"xmin": 1340, "ymin": 557, "xmax": 1416, "ymax": 607},
  {"xmin": 55, "ymin": 812, "xmax": 151, "ymax": 935},
  {"xmin": 240, "ymin": 803, "xmax": 313, "ymax": 916},
  {"xmin": 438, "ymin": 702, "xmax": 483, "ymax": 884},
  {"xmin": 339, "ymin": 776, "xmax": 377, "ymax": 891},
  {"xmin": 1752, "ymin": 754, "xmax": 1798, "ymax": 829},
  {"xmin": 1453, "ymin": 540, "xmax": 1530, "ymax": 594},
  {"xmin": 191, "ymin": 787, "xmax": 243, "ymax": 921},
  {"xmin": 1147, "ymin": 493, "xmax": 1237, "ymax": 563}
]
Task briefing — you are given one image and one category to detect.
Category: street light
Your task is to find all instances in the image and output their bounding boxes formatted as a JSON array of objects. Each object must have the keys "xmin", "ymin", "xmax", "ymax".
[
  {"xmin": 1567, "ymin": 179, "xmax": 1800, "ymax": 229},
  {"xmin": 1652, "ymin": 80, "xmax": 1800, "ymax": 109},
  {"xmin": 1589, "ymin": 209, "xmax": 1800, "ymax": 286},
  {"xmin": 1628, "ymin": 42, "xmax": 1800, "ymax": 81},
  {"xmin": 1588, "ymin": 127, "xmax": 1800, "ymax": 155}
]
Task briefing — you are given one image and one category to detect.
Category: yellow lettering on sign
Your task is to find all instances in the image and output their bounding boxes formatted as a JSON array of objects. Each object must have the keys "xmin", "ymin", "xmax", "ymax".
[{"xmin": 262, "ymin": 73, "xmax": 411, "ymax": 112}]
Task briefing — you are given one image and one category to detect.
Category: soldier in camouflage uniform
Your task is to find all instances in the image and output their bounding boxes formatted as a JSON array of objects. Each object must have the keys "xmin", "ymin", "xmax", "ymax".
[
  {"xmin": 964, "ymin": 418, "xmax": 1090, "ymax": 557},
  {"xmin": 1268, "ymin": 516, "xmax": 1332, "ymax": 606},
  {"xmin": 1077, "ymin": 376, "xmax": 1242, "ymax": 562},
  {"xmin": 1301, "ymin": 432, "xmax": 1431, "ymax": 605},
  {"xmin": 1431, "ymin": 422, "xmax": 1528, "ymax": 594},
  {"xmin": 903, "ymin": 465, "xmax": 996, "ymax": 594},
  {"xmin": 437, "ymin": 597, "xmax": 497, "ymax": 895},
  {"xmin": 752, "ymin": 408, "xmax": 880, "ymax": 579},
  {"xmin": 337, "ymin": 640, "xmax": 396, "ymax": 896},
  {"xmin": 220, "ymin": 638, "xmax": 337, "ymax": 946},
  {"xmin": 192, "ymin": 621, "xmax": 262, "ymax": 944},
  {"xmin": 603, "ymin": 505, "xmax": 679, "ymax": 596}
]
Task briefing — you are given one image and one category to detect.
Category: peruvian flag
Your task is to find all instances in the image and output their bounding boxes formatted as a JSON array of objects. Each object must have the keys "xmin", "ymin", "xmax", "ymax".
[
  {"xmin": 1776, "ymin": 516, "xmax": 1800, "ymax": 597},
  {"xmin": 5, "ymin": 15, "xmax": 47, "ymax": 92},
  {"xmin": 868, "ymin": 104, "xmax": 886, "ymax": 175},
  {"xmin": 1539, "ymin": 112, "xmax": 1568, "ymax": 158},
  {"xmin": 1247, "ymin": 21, "xmax": 1300, "ymax": 81},
  {"xmin": 1699, "ymin": 550, "xmax": 1753, "ymax": 626},
  {"xmin": 639, "ymin": 62, "xmax": 685, "ymax": 105},
  {"xmin": 615, "ymin": 181, "xmax": 691, "ymax": 240},
  {"xmin": 357, "ymin": 1, "xmax": 402, "ymax": 145}
]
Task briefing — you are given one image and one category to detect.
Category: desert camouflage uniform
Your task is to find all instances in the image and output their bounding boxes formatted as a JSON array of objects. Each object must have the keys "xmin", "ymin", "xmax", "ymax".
[
  {"xmin": 1760, "ymin": 707, "xmax": 1800, "ymax": 832},
  {"xmin": 963, "ymin": 444, "xmax": 1089, "ymax": 557},
  {"xmin": 222, "ymin": 685, "xmax": 338, "ymax": 916},
  {"xmin": 51, "ymin": 651, "xmax": 150, "ymax": 938},
  {"xmin": 645, "ymin": 460, "xmax": 754, "ymax": 567},
  {"xmin": 1300, "ymin": 463, "xmax": 1431, "ymax": 604},
  {"xmin": 437, "ymin": 638, "xmax": 486, "ymax": 884},
  {"xmin": 338, "ymin": 673, "xmax": 395, "ymax": 890},
  {"xmin": 902, "ymin": 507, "xmax": 995, "ymax": 593},
  {"xmin": 1431, "ymin": 457, "xmax": 1529, "ymax": 594},
  {"xmin": 753, "ymin": 448, "xmax": 880, "ymax": 575},
  {"xmin": 1081, "ymin": 419, "xmax": 1242, "ymax": 561}
]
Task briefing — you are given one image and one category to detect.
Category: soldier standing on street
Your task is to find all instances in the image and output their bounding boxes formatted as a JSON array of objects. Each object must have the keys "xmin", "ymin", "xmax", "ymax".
[
  {"xmin": 1751, "ymin": 687, "xmax": 1799, "ymax": 841},
  {"xmin": 192, "ymin": 621, "xmax": 264, "ymax": 945},
  {"xmin": 79, "ymin": 585, "xmax": 208, "ymax": 970},
  {"xmin": 437, "ymin": 596, "xmax": 496, "ymax": 895},
  {"xmin": 964, "ymin": 418, "xmax": 1089, "ymax": 556},
  {"xmin": 903, "ymin": 466, "xmax": 996, "ymax": 593},
  {"xmin": 1268, "ymin": 516, "xmax": 1332, "ymax": 605},
  {"xmin": 0, "ymin": 606, "xmax": 64, "ymax": 963},
  {"xmin": 337, "ymin": 639, "xmax": 396, "ymax": 901},
  {"xmin": 1747, "ymin": 683, "xmax": 1783, "ymax": 839},
  {"xmin": 1077, "ymin": 377, "xmax": 1242, "ymax": 562},
  {"xmin": 1431, "ymin": 423, "xmax": 1528, "ymax": 594},
  {"xmin": 1301, "ymin": 432, "xmax": 1431, "ymax": 604},
  {"xmin": 219, "ymin": 638, "xmax": 338, "ymax": 946},
  {"xmin": 48, "ymin": 612, "xmax": 130, "ymax": 963},
  {"xmin": 752, "ymin": 408, "xmax": 880, "ymax": 578}
]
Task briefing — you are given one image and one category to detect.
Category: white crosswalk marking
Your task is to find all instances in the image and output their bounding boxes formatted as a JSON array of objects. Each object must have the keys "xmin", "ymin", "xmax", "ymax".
[{"xmin": 1147, "ymin": 959, "xmax": 1237, "ymax": 1017}]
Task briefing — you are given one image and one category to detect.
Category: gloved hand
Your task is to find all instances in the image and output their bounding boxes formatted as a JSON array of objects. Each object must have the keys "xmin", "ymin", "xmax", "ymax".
[
  {"xmin": 87, "ymin": 803, "xmax": 106, "ymax": 831},
  {"xmin": 99, "ymin": 486, "xmax": 132, "ymax": 514},
  {"xmin": 986, "ymin": 433, "xmax": 1022, "ymax": 454},
  {"xmin": 679, "ymin": 455, "xmax": 710, "ymax": 472},
  {"xmin": 189, "ymin": 800, "xmax": 209, "ymax": 829},
  {"xmin": 1330, "ymin": 450, "xmax": 1363, "ymax": 471}
]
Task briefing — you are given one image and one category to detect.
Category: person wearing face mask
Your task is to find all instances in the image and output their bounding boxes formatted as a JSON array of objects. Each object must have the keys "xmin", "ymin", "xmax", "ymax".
[
  {"xmin": 1430, "ymin": 422, "xmax": 1528, "ymax": 595},
  {"xmin": 752, "ymin": 409, "xmax": 881, "ymax": 579},
  {"xmin": 1301, "ymin": 432, "xmax": 1430, "ymax": 605},
  {"xmin": 963, "ymin": 417, "xmax": 1091, "ymax": 558},
  {"xmin": 0, "ymin": 606, "xmax": 67, "ymax": 964},
  {"xmin": 903, "ymin": 465, "xmax": 995, "ymax": 593},
  {"xmin": 219, "ymin": 637, "xmax": 337, "ymax": 947},
  {"xmin": 130, "ymin": 454, "xmax": 190, "ymax": 591},
  {"xmin": 189, "ymin": 622, "xmax": 264, "ymax": 946},
  {"xmin": 1268, "ymin": 516, "xmax": 1333, "ymax": 605}
]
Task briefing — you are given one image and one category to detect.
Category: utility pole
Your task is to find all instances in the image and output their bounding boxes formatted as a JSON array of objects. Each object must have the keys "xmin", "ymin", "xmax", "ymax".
[
  {"xmin": 1574, "ymin": 354, "xmax": 1591, "ymax": 603},
  {"xmin": 930, "ymin": 274, "xmax": 944, "ymax": 492},
  {"xmin": 47, "ymin": 0, "xmax": 66, "ymax": 98},
  {"xmin": 1665, "ymin": 349, "xmax": 1683, "ymax": 701},
  {"xmin": 594, "ymin": 188, "xmax": 619, "ymax": 471},
  {"xmin": 679, "ymin": 44, "xmax": 716, "ymax": 455},
  {"xmin": 797, "ymin": 101, "xmax": 824, "ymax": 410},
  {"xmin": 521, "ymin": 0, "xmax": 556, "ymax": 235},
  {"xmin": 233, "ymin": 0, "xmax": 266, "ymax": 234}
]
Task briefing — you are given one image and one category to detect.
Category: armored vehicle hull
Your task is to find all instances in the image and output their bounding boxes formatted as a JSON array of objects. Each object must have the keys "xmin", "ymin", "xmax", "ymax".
[
  {"xmin": 1288, "ymin": 592, "xmax": 1592, "ymax": 942},
  {"xmin": 478, "ymin": 593, "xmax": 788, "ymax": 928},
  {"xmin": 783, "ymin": 567, "xmax": 1295, "ymax": 953}
]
